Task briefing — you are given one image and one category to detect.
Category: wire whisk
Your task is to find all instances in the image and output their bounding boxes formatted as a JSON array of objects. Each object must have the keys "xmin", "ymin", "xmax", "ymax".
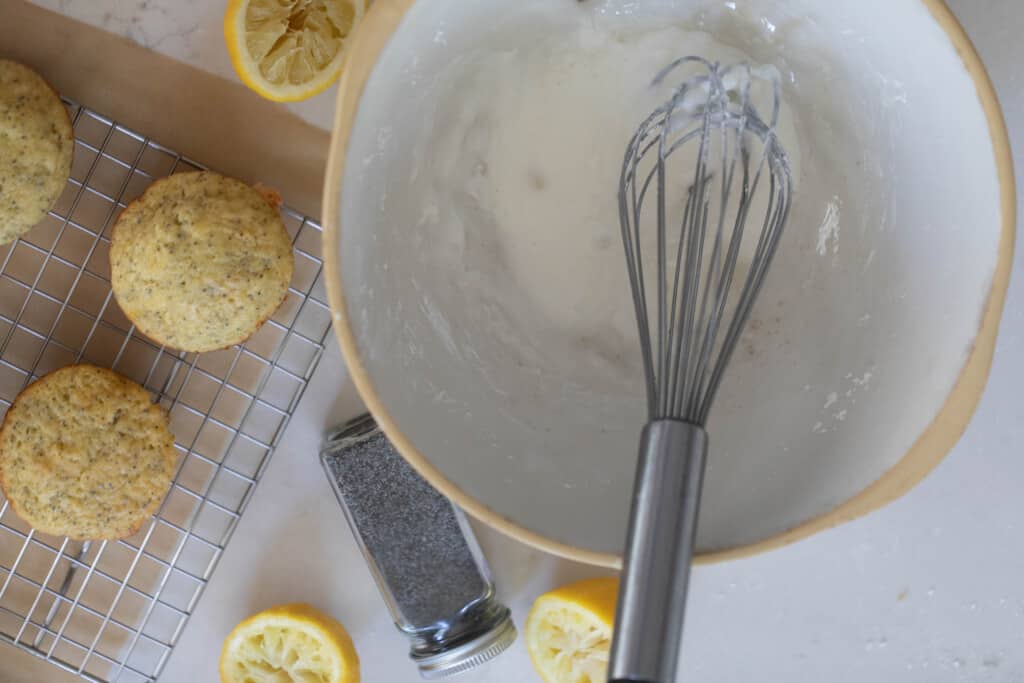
[{"xmin": 609, "ymin": 58, "xmax": 793, "ymax": 683}]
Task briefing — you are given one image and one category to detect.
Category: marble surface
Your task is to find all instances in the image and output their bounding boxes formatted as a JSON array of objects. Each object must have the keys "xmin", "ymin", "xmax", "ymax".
[
  {"xmin": 29, "ymin": 0, "xmax": 339, "ymax": 131},
  {"xmin": 3, "ymin": 1, "xmax": 1023, "ymax": 682}
]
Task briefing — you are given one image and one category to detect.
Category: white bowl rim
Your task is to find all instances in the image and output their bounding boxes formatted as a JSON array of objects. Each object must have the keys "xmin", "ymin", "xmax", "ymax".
[{"xmin": 321, "ymin": 0, "xmax": 1017, "ymax": 568}]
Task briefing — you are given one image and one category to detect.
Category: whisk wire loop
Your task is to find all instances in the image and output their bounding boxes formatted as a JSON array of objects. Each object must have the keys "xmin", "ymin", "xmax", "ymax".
[{"xmin": 617, "ymin": 59, "xmax": 793, "ymax": 424}]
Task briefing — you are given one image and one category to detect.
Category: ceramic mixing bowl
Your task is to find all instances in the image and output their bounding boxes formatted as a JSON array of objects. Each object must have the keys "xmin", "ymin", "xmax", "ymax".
[{"xmin": 323, "ymin": 0, "xmax": 1014, "ymax": 567}]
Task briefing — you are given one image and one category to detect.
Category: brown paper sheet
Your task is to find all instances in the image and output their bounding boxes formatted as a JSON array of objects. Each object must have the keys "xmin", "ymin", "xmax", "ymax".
[{"xmin": 0, "ymin": 0, "xmax": 330, "ymax": 220}]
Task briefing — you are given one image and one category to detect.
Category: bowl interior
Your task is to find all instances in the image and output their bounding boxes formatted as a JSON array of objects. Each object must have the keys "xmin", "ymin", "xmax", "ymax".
[{"xmin": 337, "ymin": 0, "xmax": 1003, "ymax": 558}]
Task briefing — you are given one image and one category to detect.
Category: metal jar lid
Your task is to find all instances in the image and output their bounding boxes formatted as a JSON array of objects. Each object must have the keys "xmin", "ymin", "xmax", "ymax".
[{"xmin": 413, "ymin": 612, "xmax": 518, "ymax": 679}]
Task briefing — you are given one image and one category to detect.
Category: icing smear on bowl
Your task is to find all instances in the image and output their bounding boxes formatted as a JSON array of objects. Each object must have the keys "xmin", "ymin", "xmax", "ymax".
[{"xmin": 409, "ymin": 21, "xmax": 802, "ymax": 390}]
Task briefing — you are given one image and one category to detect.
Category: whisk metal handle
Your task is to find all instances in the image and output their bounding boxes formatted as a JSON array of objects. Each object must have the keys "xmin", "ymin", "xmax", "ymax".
[{"xmin": 609, "ymin": 419, "xmax": 708, "ymax": 683}]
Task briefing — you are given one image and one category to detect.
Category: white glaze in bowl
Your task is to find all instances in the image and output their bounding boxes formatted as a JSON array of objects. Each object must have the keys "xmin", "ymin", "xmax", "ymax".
[{"xmin": 325, "ymin": 0, "xmax": 1015, "ymax": 565}]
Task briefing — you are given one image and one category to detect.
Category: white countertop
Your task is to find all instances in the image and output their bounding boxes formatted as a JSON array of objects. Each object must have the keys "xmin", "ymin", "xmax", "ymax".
[{"xmin": 4, "ymin": 1, "xmax": 1023, "ymax": 682}]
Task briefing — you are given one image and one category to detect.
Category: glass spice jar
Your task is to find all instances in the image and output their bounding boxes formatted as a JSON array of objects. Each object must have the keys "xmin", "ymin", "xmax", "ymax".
[{"xmin": 321, "ymin": 413, "xmax": 517, "ymax": 679}]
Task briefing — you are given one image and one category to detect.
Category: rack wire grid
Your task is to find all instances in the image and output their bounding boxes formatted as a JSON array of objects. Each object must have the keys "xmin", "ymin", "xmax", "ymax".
[{"xmin": 0, "ymin": 99, "xmax": 332, "ymax": 681}]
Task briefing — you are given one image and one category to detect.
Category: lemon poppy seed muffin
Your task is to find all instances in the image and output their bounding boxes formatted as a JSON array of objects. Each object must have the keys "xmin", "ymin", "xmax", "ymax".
[
  {"xmin": 110, "ymin": 171, "xmax": 294, "ymax": 352},
  {"xmin": 0, "ymin": 365, "xmax": 176, "ymax": 541},
  {"xmin": 0, "ymin": 59, "xmax": 74, "ymax": 245}
]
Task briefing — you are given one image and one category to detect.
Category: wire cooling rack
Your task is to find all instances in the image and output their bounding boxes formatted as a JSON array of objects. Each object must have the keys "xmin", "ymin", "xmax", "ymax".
[{"xmin": 0, "ymin": 100, "xmax": 331, "ymax": 681}]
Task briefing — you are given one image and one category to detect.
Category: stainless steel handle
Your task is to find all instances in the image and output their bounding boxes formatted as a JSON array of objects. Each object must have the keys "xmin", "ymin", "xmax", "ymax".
[{"xmin": 608, "ymin": 419, "xmax": 708, "ymax": 683}]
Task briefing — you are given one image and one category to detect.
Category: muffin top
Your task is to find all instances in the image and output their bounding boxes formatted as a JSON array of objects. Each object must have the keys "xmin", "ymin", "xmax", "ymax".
[
  {"xmin": 0, "ymin": 59, "xmax": 74, "ymax": 245},
  {"xmin": 110, "ymin": 171, "xmax": 294, "ymax": 352},
  {"xmin": 0, "ymin": 365, "xmax": 177, "ymax": 541}
]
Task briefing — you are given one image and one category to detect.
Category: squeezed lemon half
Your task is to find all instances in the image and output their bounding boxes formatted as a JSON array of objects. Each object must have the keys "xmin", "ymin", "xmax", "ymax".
[
  {"xmin": 219, "ymin": 603, "xmax": 359, "ymax": 683},
  {"xmin": 525, "ymin": 577, "xmax": 619, "ymax": 683},
  {"xmin": 224, "ymin": 0, "xmax": 365, "ymax": 102}
]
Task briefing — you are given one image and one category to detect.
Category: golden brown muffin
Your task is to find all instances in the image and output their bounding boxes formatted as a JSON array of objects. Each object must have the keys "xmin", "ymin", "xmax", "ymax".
[
  {"xmin": 0, "ymin": 365, "xmax": 176, "ymax": 541},
  {"xmin": 0, "ymin": 59, "xmax": 74, "ymax": 245},
  {"xmin": 110, "ymin": 171, "xmax": 294, "ymax": 352}
]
